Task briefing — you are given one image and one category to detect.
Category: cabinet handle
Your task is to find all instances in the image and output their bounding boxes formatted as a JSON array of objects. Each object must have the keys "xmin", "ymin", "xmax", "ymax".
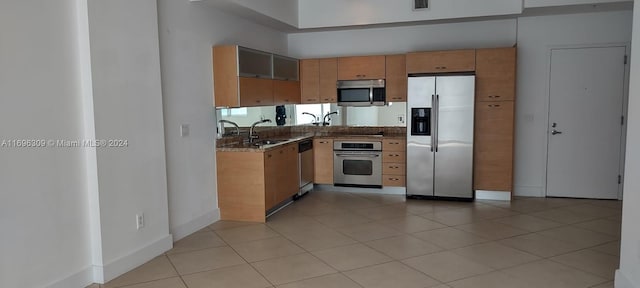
[
  {"xmin": 488, "ymin": 95, "xmax": 501, "ymax": 99},
  {"xmin": 256, "ymin": 100, "xmax": 261, "ymax": 103},
  {"xmin": 488, "ymin": 104, "xmax": 501, "ymax": 108}
]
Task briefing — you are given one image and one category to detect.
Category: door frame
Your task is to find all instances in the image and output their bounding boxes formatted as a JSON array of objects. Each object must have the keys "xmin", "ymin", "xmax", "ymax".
[{"xmin": 542, "ymin": 43, "xmax": 630, "ymax": 200}]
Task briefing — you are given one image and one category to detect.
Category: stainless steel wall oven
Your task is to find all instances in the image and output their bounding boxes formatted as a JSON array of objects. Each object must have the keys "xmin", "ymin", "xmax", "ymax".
[{"xmin": 333, "ymin": 140, "xmax": 382, "ymax": 188}]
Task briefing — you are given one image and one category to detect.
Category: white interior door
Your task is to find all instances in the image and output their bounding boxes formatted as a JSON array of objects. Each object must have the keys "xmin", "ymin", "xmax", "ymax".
[{"xmin": 546, "ymin": 46, "xmax": 626, "ymax": 199}]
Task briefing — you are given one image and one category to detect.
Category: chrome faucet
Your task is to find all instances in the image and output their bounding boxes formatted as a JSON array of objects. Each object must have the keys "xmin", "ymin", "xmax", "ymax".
[
  {"xmin": 249, "ymin": 119, "xmax": 272, "ymax": 143},
  {"xmin": 323, "ymin": 111, "xmax": 338, "ymax": 126},
  {"xmin": 218, "ymin": 120, "xmax": 240, "ymax": 136},
  {"xmin": 302, "ymin": 112, "xmax": 319, "ymax": 125}
]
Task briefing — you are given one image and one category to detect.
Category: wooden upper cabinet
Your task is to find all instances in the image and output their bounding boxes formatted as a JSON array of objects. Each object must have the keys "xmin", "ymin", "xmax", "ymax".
[
  {"xmin": 474, "ymin": 101, "xmax": 514, "ymax": 192},
  {"xmin": 213, "ymin": 45, "xmax": 300, "ymax": 107},
  {"xmin": 300, "ymin": 59, "xmax": 320, "ymax": 104},
  {"xmin": 476, "ymin": 47, "xmax": 516, "ymax": 102},
  {"xmin": 273, "ymin": 80, "xmax": 300, "ymax": 105},
  {"xmin": 319, "ymin": 58, "xmax": 338, "ymax": 103},
  {"xmin": 273, "ymin": 55, "xmax": 299, "ymax": 81},
  {"xmin": 385, "ymin": 55, "xmax": 407, "ymax": 102},
  {"xmin": 300, "ymin": 58, "xmax": 337, "ymax": 104},
  {"xmin": 239, "ymin": 77, "xmax": 274, "ymax": 107},
  {"xmin": 213, "ymin": 45, "xmax": 240, "ymax": 107},
  {"xmin": 406, "ymin": 49, "xmax": 476, "ymax": 74},
  {"xmin": 337, "ymin": 55, "xmax": 386, "ymax": 80}
]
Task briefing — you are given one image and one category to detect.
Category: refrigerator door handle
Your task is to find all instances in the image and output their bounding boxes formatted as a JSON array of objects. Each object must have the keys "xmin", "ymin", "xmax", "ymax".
[
  {"xmin": 435, "ymin": 94, "xmax": 439, "ymax": 152},
  {"xmin": 431, "ymin": 94, "xmax": 435, "ymax": 152}
]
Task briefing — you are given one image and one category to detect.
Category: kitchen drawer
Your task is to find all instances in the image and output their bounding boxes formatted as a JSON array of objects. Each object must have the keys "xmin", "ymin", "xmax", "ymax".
[
  {"xmin": 383, "ymin": 152, "xmax": 406, "ymax": 163},
  {"xmin": 383, "ymin": 163, "xmax": 406, "ymax": 175},
  {"xmin": 383, "ymin": 139, "xmax": 406, "ymax": 151},
  {"xmin": 383, "ymin": 175, "xmax": 406, "ymax": 187}
]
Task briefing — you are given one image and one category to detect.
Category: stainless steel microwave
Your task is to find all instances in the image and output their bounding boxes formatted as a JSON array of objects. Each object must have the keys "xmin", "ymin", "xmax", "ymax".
[{"xmin": 337, "ymin": 79, "xmax": 386, "ymax": 106}]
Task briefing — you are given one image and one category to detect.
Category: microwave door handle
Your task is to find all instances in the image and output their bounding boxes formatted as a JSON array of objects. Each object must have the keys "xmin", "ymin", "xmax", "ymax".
[{"xmin": 369, "ymin": 87, "xmax": 373, "ymax": 104}]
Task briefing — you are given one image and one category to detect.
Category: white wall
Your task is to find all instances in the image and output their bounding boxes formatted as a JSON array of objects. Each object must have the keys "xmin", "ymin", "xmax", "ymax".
[
  {"xmin": 617, "ymin": 2, "xmax": 640, "ymax": 287},
  {"xmin": 157, "ymin": 0, "xmax": 288, "ymax": 240},
  {"xmin": 289, "ymin": 10, "xmax": 632, "ymax": 197},
  {"xmin": 87, "ymin": 0, "xmax": 171, "ymax": 282},
  {"xmin": 525, "ymin": 0, "xmax": 632, "ymax": 8},
  {"xmin": 288, "ymin": 18, "xmax": 517, "ymax": 58},
  {"xmin": 233, "ymin": 0, "xmax": 298, "ymax": 27},
  {"xmin": 515, "ymin": 10, "xmax": 632, "ymax": 197},
  {"xmin": 0, "ymin": 1, "xmax": 92, "ymax": 287},
  {"xmin": 297, "ymin": 0, "xmax": 522, "ymax": 29}
]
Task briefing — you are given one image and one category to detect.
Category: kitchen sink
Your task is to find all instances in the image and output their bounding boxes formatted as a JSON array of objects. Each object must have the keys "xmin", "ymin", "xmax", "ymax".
[{"xmin": 253, "ymin": 139, "xmax": 287, "ymax": 146}]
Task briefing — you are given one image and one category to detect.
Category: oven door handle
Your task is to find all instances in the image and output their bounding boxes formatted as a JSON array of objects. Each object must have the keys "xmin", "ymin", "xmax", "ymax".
[{"xmin": 335, "ymin": 153, "xmax": 380, "ymax": 158}]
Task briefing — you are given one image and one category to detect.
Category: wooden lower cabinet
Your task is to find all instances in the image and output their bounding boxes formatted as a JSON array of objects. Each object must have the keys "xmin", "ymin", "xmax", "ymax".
[
  {"xmin": 266, "ymin": 143, "xmax": 299, "ymax": 207},
  {"xmin": 313, "ymin": 138, "xmax": 334, "ymax": 184},
  {"xmin": 217, "ymin": 143, "xmax": 298, "ymax": 222},
  {"xmin": 474, "ymin": 101, "xmax": 514, "ymax": 192},
  {"xmin": 382, "ymin": 138, "xmax": 406, "ymax": 187}
]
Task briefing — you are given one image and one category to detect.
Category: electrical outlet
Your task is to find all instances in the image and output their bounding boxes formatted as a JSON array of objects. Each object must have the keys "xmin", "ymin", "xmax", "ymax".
[
  {"xmin": 136, "ymin": 213, "xmax": 144, "ymax": 230},
  {"xmin": 180, "ymin": 124, "xmax": 190, "ymax": 137}
]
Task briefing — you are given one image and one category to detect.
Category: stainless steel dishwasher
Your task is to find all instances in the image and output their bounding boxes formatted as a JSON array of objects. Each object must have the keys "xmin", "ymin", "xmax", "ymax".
[{"xmin": 297, "ymin": 139, "xmax": 314, "ymax": 198}]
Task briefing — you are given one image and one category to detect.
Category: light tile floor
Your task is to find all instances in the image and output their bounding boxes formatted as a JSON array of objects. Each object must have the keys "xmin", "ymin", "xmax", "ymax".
[{"xmin": 90, "ymin": 191, "xmax": 622, "ymax": 288}]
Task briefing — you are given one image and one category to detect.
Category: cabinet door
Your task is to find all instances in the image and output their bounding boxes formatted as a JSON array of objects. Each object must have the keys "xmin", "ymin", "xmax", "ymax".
[
  {"xmin": 319, "ymin": 58, "xmax": 338, "ymax": 103},
  {"xmin": 337, "ymin": 55, "xmax": 386, "ymax": 80},
  {"xmin": 239, "ymin": 77, "xmax": 274, "ymax": 107},
  {"xmin": 275, "ymin": 144, "xmax": 299, "ymax": 204},
  {"xmin": 264, "ymin": 150, "xmax": 278, "ymax": 211},
  {"xmin": 385, "ymin": 55, "xmax": 407, "ymax": 102},
  {"xmin": 474, "ymin": 101, "xmax": 514, "ymax": 191},
  {"xmin": 273, "ymin": 55, "xmax": 299, "ymax": 81},
  {"xmin": 300, "ymin": 59, "xmax": 320, "ymax": 104},
  {"xmin": 313, "ymin": 138, "xmax": 334, "ymax": 184},
  {"xmin": 213, "ymin": 46, "xmax": 240, "ymax": 107},
  {"xmin": 238, "ymin": 47, "xmax": 272, "ymax": 79},
  {"xmin": 406, "ymin": 50, "xmax": 476, "ymax": 74},
  {"xmin": 476, "ymin": 47, "xmax": 516, "ymax": 102},
  {"xmin": 273, "ymin": 80, "xmax": 300, "ymax": 105}
]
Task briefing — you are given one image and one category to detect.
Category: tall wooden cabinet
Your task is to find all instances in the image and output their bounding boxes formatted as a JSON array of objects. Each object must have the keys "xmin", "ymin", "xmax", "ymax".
[
  {"xmin": 474, "ymin": 47, "xmax": 516, "ymax": 195},
  {"xmin": 385, "ymin": 55, "xmax": 407, "ymax": 102},
  {"xmin": 313, "ymin": 138, "xmax": 334, "ymax": 184}
]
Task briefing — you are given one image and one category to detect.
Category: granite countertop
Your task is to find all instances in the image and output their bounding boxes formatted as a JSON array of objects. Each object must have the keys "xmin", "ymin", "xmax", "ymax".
[
  {"xmin": 216, "ymin": 132, "xmax": 406, "ymax": 152},
  {"xmin": 216, "ymin": 134, "xmax": 314, "ymax": 152}
]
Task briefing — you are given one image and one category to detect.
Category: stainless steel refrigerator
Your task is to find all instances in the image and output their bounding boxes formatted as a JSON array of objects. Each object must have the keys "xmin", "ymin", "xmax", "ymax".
[{"xmin": 406, "ymin": 75, "xmax": 475, "ymax": 199}]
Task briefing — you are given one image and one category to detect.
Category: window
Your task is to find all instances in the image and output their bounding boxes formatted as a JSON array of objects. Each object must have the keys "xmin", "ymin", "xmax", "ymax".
[{"xmin": 220, "ymin": 107, "xmax": 247, "ymax": 117}]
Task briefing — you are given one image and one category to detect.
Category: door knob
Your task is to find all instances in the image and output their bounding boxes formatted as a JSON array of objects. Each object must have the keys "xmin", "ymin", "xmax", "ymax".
[{"xmin": 551, "ymin": 129, "xmax": 563, "ymax": 135}]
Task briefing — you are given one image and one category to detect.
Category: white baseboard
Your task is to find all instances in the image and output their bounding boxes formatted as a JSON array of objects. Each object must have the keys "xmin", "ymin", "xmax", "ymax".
[
  {"xmin": 616, "ymin": 269, "xmax": 639, "ymax": 288},
  {"xmin": 171, "ymin": 208, "xmax": 220, "ymax": 241},
  {"xmin": 314, "ymin": 184, "xmax": 406, "ymax": 195},
  {"xmin": 94, "ymin": 234, "xmax": 173, "ymax": 284},
  {"xmin": 45, "ymin": 265, "xmax": 94, "ymax": 288},
  {"xmin": 513, "ymin": 185, "xmax": 544, "ymax": 197},
  {"xmin": 476, "ymin": 190, "xmax": 511, "ymax": 201}
]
